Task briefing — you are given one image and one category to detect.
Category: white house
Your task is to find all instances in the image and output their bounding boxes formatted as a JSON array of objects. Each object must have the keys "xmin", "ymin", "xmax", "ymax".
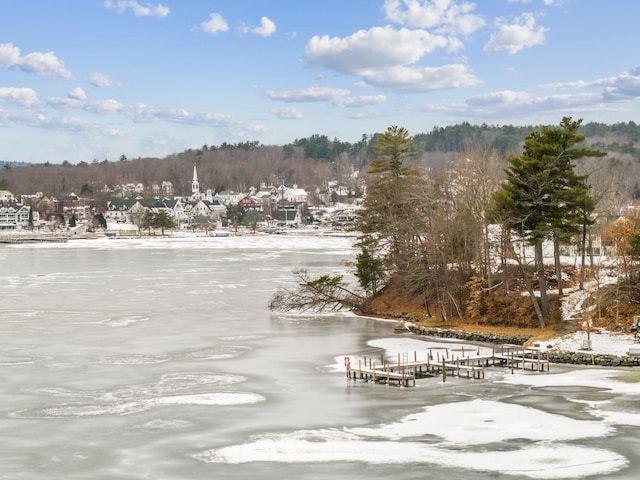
[
  {"xmin": 282, "ymin": 184, "xmax": 308, "ymax": 204},
  {"xmin": 0, "ymin": 204, "xmax": 37, "ymax": 230},
  {"xmin": 0, "ymin": 190, "xmax": 16, "ymax": 203}
]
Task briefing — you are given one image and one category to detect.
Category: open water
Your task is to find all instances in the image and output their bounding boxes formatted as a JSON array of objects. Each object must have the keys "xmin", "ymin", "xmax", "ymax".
[{"xmin": 1, "ymin": 234, "xmax": 639, "ymax": 479}]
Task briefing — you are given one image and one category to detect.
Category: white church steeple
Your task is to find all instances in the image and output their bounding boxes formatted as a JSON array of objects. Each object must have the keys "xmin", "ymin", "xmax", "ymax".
[{"xmin": 192, "ymin": 163, "xmax": 200, "ymax": 196}]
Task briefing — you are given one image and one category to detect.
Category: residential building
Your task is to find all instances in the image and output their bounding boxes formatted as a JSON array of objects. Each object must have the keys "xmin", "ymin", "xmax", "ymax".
[
  {"xmin": 0, "ymin": 204, "xmax": 38, "ymax": 230},
  {"xmin": 0, "ymin": 190, "xmax": 16, "ymax": 203}
]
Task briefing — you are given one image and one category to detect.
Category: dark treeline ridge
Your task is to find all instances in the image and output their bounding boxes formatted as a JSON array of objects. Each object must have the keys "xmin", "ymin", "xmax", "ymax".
[{"xmin": 2, "ymin": 121, "xmax": 640, "ymax": 199}]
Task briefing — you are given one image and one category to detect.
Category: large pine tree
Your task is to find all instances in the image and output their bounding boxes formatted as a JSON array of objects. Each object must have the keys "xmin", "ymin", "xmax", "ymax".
[{"xmin": 491, "ymin": 117, "xmax": 605, "ymax": 326}]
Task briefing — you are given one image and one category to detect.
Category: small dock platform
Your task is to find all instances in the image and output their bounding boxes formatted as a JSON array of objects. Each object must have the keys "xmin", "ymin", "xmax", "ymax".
[{"xmin": 345, "ymin": 344, "xmax": 550, "ymax": 387}]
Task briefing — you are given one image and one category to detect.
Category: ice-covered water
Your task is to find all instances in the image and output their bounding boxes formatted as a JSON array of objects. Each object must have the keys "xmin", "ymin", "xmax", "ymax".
[{"xmin": 1, "ymin": 235, "xmax": 639, "ymax": 479}]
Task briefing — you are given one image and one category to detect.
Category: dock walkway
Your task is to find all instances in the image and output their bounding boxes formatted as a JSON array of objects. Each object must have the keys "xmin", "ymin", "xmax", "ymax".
[{"xmin": 345, "ymin": 344, "xmax": 550, "ymax": 387}]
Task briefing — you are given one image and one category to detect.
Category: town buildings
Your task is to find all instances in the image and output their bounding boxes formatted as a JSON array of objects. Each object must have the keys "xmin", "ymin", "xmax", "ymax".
[{"xmin": 0, "ymin": 163, "xmax": 366, "ymax": 234}]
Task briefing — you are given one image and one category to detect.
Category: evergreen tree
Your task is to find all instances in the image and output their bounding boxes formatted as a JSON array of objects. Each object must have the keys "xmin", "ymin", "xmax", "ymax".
[
  {"xmin": 141, "ymin": 210, "xmax": 154, "ymax": 234},
  {"xmin": 354, "ymin": 235, "xmax": 386, "ymax": 295},
  {"xmin": 368, "ymin": 125, "xmax": 417, "ymax": 176},
  {"xmin": 150, "ymin": 210, "xmax": 175, "ymax": 235},
  {"xmin": 93, "ymin": 213, "xmax": 107, "ymax": 229},
  {"xmin": 491, "ymin": 117, "xmax": 604, "ymax": 325},
  {"xmin": 223, "ymin": 204, "xmax": 246, "ymax": 232}
]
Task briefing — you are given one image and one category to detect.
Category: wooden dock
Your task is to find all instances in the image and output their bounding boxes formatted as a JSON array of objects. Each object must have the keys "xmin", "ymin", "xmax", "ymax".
[{"xmin": 345, "ymin": 344, "xmax": 550, "ymax": 387}]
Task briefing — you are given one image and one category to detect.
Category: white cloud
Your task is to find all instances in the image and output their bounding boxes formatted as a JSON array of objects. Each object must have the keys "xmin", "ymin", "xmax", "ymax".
[
  {"xmin": 270, "ymin": 107, "xmax": 303, "ymax": 119},
  {"xmin": 0, "ymin": 43, "xmax": 72, "ymax": 79},
  {"xmin": 466, "ymin": 89, "xmax": 533, "ymax": 108},
  {"xmin": 484, "ymin": 13, "xmax": 547, "ymax": 55},
  {"xmin": 89, "ymin": 72, "xmax": 122, "ymax": 87},
  {"xmin": 304, "ymin": 26, "xmax": 477, "ymax": 92},
  {"xmin": 48, "ymin": 95, "xmax": 124, "ymax": 114},
  {"xmin": 537, "ymin": 68, "xmax": 640, "ymax": 101},
  {"xmin": 251, "ymin": 17, "xmax": 276, "ymax": 37},
  {"xmin": 0, "ymin": 87, "xmax": 39, "ymax": 107},
  {"xmin": 265, "ymin": 86, "xmax": 351, "ymax": 103},
  {"xmin": 88, "ymin": 99, "xmax": 125, "ymax": 113},
  {"xmin": 0, "ymin": 43, "xmax": 20, "ymax": 65},
  {"xmin": 306, "ymin": 26, "xmax": 453, "ymax": 74},
  {"xmin": 68, "ymin": 87, "xmax": 87, "ymax": 100},
  {"xmin": 383, "ymin": 0, "xmax": 485, "ymax": 35},
  {"xmin": 365, "ymin": 64, "xmax": 480, "ymax": 92},
  {"xmin": 408, "ymin": 66, "xmax": 640, "ymax": 122},
  {"xmin": 199, "ymin": 13, "xmax": 229, "ymax": 35},
  {"xmin": 334, "ymin": 95, "xmax": 388, "ymax": 107},
  {"xmin": 266, "ymin": 87, "xmax": 388, "ymax": 108},
  {"xmin": 104, "ymin": 0, "xmax": 169, "ymax": 18}
]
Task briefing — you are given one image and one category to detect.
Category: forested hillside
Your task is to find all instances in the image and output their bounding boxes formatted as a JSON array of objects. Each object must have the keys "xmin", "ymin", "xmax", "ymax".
[{"xmin": 2, "ymin": 122, "xmax": 640, "ymax": 206}]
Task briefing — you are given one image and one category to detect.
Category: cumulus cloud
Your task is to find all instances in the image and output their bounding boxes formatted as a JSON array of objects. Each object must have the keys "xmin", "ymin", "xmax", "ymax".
[
  {"xmin": 383, "ymin": 0, "xmax": 485, "ymax": 34},
  {"xmin": 68, "ymin": 87, "xmax": 87, "ymax": 100},
  {"xmin": 598, "ymin": 67, "xmax": 640, "ymax": 101},
  {"xmin": 484, "ymin": 13, "xmax": 547, "ymax": 54},
  {"xmin": 365, "ymin": 64, "xmax": 480, "ymax": 92},
  {"xmin": 270, "ymin": 106, "xmax": 303, "ymax": 119},
  {"xmin": 48, "ymin": 94, "xmax": 124, "ymax": 113},
  {"xmin": 104, "ymin": 0, "xmax": 169, "ymax": 18},
  {"xmin": 0, "ymin": 43, "xmax": 72, "ymax": 79},
  {"xmin": 250, "ymin": 16, "xmax": 277, "ymax": 37},
  {"xmin": 89, "ymin": 72, "xmax": 122, "ymax": 87},
  {"xmin": 0, "ymin": 87, "xmax": 39, "ymax": 107},
  {"xmin": 304, "ymin": 26, "xmax": 477, "ymax": 92},
  {"xmin": 199, "ymin": 13, "xmax": 229, "ymax": 35},
  {"xmin": 306, "ymin": 26, "xmax": 454, "ymax": 73}
]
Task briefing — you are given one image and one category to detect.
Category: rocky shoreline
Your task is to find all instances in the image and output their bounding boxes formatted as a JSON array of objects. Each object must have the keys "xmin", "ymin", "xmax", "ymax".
[{"xmin": 406, "ymin": 325, "xmax": 640, "ymax": 367}]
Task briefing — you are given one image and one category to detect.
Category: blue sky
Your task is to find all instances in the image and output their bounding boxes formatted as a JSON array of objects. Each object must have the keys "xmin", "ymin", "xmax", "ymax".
[{"xmin": 1, "ymin": 0, "xmax": 639, "ymax": 164}]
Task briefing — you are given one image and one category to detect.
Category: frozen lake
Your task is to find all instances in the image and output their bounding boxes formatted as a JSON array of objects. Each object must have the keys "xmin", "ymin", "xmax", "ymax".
[{"xmin": 1, "ymin": 235, "xmax": 639, "ymax": 479}]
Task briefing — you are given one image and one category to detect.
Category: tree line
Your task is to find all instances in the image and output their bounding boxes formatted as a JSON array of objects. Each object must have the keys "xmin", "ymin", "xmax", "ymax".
[{"xmin": 3, "ymin": 121, "xmax": 640, "ymax": 202}]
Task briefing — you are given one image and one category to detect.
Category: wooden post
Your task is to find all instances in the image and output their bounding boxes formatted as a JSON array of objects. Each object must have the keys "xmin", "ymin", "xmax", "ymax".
[
  {"xmin": 442, "ymin": 358, "xmax": 446, "ymax": 383},
  {"xmin": 511, "ymin": 352, "xmax": 514, "ymax": 374},
  {"xmin": 358, "ymin": 359, "xmax": 362, "ymax": 379},
  {"xmin": 372, "ymin": 361, "xmax": 376, "ymax": 381}
]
